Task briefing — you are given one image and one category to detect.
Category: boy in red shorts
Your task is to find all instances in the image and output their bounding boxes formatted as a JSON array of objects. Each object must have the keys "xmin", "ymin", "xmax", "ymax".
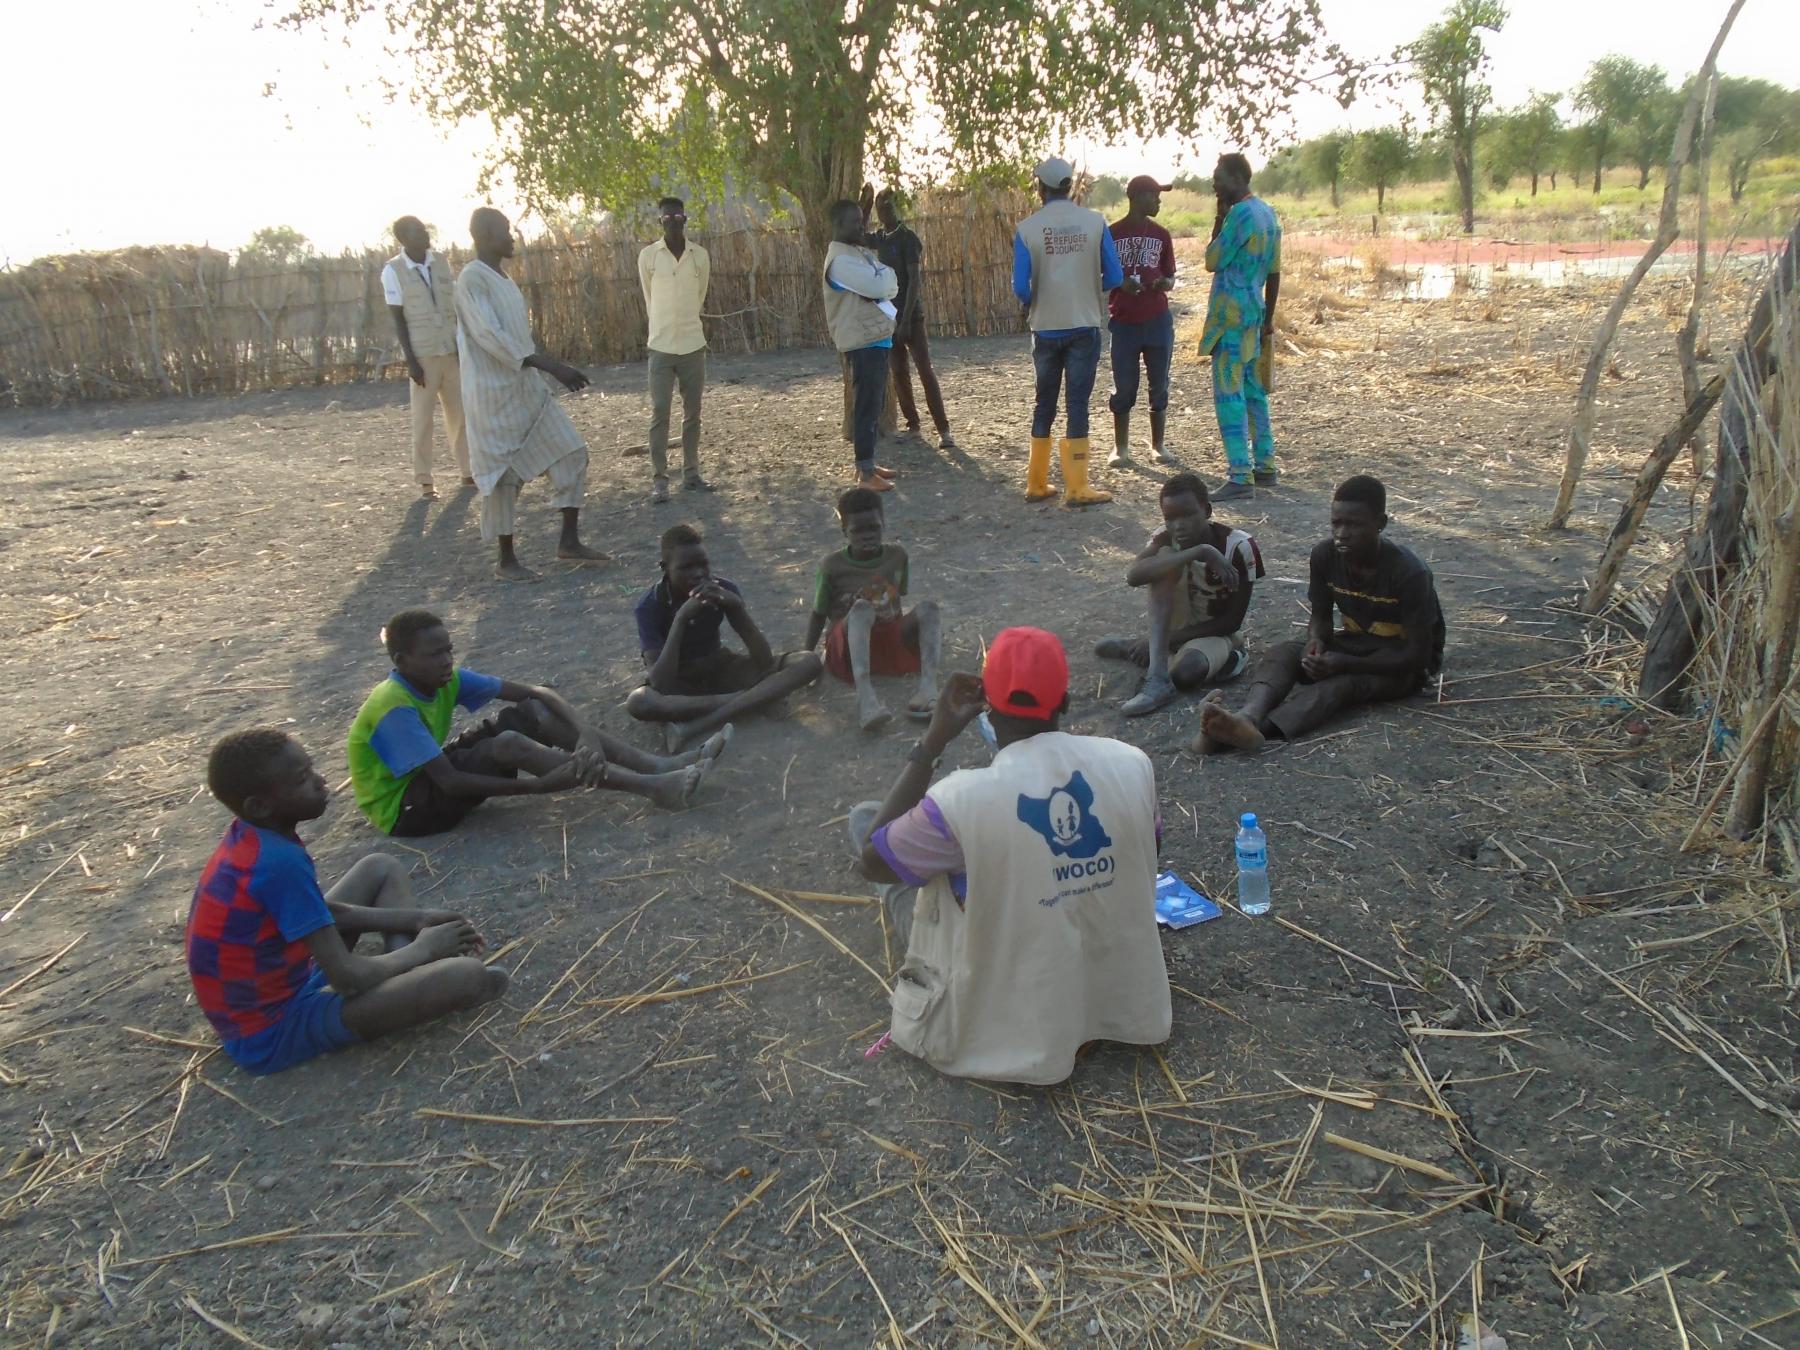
[
  {"xmin": 803, "ymin": 486, "xmax": 941, "ymax": 731},
  {"xmin": 186, "ymin": 729, "xmax": 507, "ymax": 1075}
]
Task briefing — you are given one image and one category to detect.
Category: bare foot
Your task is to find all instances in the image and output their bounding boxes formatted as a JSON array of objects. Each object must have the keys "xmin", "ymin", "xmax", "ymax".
[
  {"xmin": 420, "ymin": 483, "xmax": 438, "ymax": 499},
  {"xmin": 1198, "ymin": 701, "xmax": 1265, "ymax": 753},
  {"xmin": 857, "ymin": 474, "xmax": 895, "ymax": 494},
  {"xmin": 669, "ymin": 723, "xmax": 734, "ymax": 768},
  {"xmin": 557, "ymin": 541, "xmax": 611, "ymax": 563},
  {"xmin": 697, "ymin": 724, "xmax": 733, "ymax": 765},
  {"xmin": 873, "ymin": 464, "xmax": 899, "ymax": 479},
  {"xmin": 495, "ymin": 559, "xmax": 540, "ymax": 583},
  {"xmin": 1188, "ymin": 691, "xmax": 1224, "ymax": 754},
  {"xmin": 645, "ymin": 763, "xmax": 705, "ymax": 811},
  {"xmin": 905, "ymin": 682, "xmax": 937, "ymax": 721},
  {"xmin": 858, "ymin": 686, "xmax": 893, "ymax": 733}
]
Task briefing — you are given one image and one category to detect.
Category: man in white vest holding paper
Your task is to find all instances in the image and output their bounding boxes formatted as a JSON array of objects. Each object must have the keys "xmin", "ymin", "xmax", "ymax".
[
  {"xmin": 856, "ymin": 627, "xmax": 1171, "ymax": 1085},
  {"xmin": 381, "ymin": 216, "xmax": 470, "ymax": 498}
]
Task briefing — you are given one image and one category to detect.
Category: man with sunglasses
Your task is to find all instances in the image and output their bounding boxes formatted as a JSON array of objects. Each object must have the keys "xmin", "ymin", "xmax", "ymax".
[{"xmin": 637, "ymin": 196, "xmax": 712, "ymax": 504}]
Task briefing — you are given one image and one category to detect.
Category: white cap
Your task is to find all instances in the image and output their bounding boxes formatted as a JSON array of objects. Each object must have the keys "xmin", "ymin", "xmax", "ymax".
[{"xmin": 1034, "ymin": 156, "xmax": 1075, "ymax": 189}]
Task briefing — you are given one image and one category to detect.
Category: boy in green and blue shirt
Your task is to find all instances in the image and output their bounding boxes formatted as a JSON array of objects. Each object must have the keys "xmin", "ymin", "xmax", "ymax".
[{"xmin": 348, "ymin": 608, "xmax": 729, "ymax": 836}]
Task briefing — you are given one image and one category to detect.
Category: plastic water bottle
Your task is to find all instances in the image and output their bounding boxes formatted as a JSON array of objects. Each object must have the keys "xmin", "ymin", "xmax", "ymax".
[{"xmin": 1235, "ymin": 813, "xmax": 1270, "ymax": 915}]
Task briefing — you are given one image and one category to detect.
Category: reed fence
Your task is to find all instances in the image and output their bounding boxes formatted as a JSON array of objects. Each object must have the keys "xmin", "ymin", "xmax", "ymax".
[{"xmin": 0, "ymin": 190, "xmax": 1031, "ymax": 408}]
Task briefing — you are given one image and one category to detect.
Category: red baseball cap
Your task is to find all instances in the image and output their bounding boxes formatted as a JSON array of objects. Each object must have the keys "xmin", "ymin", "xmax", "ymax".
[
  {"xmin": 1126, "ymin": 174, "xmax": 1171, "ymax": 196},
  {"xmin": 983, "ymin": 627, "xmax": 1069, "ymax": 721}
]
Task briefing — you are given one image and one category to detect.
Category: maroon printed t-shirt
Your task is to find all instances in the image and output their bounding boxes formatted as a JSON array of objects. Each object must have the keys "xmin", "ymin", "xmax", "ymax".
[{"xmin": 1107, "ymin": 217, "xmax": 1176, "ymax": 324}]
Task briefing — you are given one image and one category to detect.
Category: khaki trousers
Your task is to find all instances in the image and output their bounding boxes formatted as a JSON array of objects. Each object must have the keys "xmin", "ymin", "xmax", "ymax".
[
  {"xmin": 646, "ymin": 349, "xmax": 705, "ymax": 484},
  {"xmin": 410, "ymin": 352, "xmax": 470, "ymax": 484}
]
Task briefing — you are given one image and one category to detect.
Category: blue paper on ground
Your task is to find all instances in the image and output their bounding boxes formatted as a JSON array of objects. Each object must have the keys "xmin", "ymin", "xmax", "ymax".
[{"xmin": 1155, "ymin": 871, "xmax": 1222, "ymax": 929}]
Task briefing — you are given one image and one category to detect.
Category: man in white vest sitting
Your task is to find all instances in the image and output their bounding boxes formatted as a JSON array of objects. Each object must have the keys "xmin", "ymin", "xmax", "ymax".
[
  {"xmin": 381, "ymin": 216, "xmax": 470, "ymax": 499},
  {"xmin": 856, "ymin": 627, "xmax": 1171, "ymax": 1085}
]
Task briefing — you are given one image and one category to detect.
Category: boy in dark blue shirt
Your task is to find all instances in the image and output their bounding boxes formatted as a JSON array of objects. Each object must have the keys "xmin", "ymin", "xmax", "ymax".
[{"xmin": 626, "ymin": 523, "xmax": 823, "ymax": 750}]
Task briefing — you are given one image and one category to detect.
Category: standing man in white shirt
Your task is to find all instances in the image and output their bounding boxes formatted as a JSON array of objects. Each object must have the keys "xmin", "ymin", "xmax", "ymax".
[
  {"xmin": 636, "ymin": 197, "xmax": 712, "ymax": 505},
  {"xmin": 454, "ymin": 207, "xmax": 608, "ymax": 582},
  {"xmin": 381, "ymin": 217, "xmax": 470, "ymax": 499}
]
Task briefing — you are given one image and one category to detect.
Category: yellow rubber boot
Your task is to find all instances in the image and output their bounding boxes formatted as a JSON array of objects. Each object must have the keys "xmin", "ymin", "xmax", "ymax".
[
  {"xmin": 1025, "ymin": 436, "xmax": 1056, "ymax": 500},
  {"xmin": 1060, "ymin": 437, "xmax": 1112, "ymax": 507}
]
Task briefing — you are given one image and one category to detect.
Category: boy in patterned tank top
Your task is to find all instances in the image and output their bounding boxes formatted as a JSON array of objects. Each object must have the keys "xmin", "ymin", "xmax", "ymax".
[
  {"xmin": 1095, "ymin": 473, "xmax": 1263, "ymax": 717},
  {"xmin": 804, "ymin": 487, "xmax": 942, "ymax": 732}
]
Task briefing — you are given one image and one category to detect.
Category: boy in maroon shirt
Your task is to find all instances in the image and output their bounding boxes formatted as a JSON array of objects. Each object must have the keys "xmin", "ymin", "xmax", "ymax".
[{"xmin": 1107, "ymin": 175, "xmax": 1178, "ymax": 467}]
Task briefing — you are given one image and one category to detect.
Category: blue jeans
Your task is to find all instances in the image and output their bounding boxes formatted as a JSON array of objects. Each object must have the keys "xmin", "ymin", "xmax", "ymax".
[
  {"xmin": 847, "ymin": 344, "xmax": 890, "ymax": 473},
  {"xmin": 1030, "ymin": 328, "xmax": 1101, "ymax": 439},
  {"xmin": 1108, "ymin": 313, "xmax": 1174, "ymax": 414}
]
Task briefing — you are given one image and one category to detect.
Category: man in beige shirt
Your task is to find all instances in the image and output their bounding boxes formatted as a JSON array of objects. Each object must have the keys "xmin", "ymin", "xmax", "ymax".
[
  {"xmin": 636, "ymin": 198, "xmax": 711, "ymax": 504},
  {"xmin": 381, "ymin": 217, "xmax": 470, "ymax": 498}
]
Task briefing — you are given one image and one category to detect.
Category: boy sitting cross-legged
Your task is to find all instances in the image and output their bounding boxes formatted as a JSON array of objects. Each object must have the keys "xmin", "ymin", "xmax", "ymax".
[
  {"xmin": 350, "ymin": 608, "xmax": 726, "ymax": 837},
  {"xmin": 1094, "ymin": 472, "xmax": 1264, "ymax": 716},
  {"xmin": 187, "ymin": 729, "xmax": 507, "ymax": 1075},
  {"xmin": 1194, "ymin": 474, "xmax": 1444, "ymax": 752},
  {"xmin": 626, "ymin": 524, "xmax": 825, "ymax": 750},
  {"xmin": 803, "ymin": 486, "xmax": 941, "ymax": 732}
]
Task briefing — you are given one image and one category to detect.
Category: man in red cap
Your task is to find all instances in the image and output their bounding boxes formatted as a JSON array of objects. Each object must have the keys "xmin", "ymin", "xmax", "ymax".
[
  {"xmin": 1106, "ymin": 176, "xmax": 1178, "ymax": 467},
  {"xmin": 854, "ymin": 628, "xmax": 1171, "ymax": 1084}
]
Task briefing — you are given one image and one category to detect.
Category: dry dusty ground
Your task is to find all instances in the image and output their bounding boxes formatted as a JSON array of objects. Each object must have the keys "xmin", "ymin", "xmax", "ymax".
[{"xmin": 2, "ymin": 256, "xmax": 1797, "ymax": 1348}]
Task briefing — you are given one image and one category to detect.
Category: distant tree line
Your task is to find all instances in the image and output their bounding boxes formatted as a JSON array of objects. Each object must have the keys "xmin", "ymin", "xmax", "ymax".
[
  {"xmin": 1086, "ymin": 1, "xmax": 1797, "ymax": 234},
  {"xmin": 1248, "ymin": 59, "xmax": 1794, "ymax": 222}
]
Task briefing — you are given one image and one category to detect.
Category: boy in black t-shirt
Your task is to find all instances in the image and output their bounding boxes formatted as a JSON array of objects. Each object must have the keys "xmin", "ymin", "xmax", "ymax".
[{"xmin": 1194, "ymin": 475, "xmax": 1443, "ymax": 752}]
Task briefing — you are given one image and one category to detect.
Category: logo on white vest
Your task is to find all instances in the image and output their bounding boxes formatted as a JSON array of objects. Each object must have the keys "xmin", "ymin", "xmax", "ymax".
[{"xmin": 1016, "ymin": 771, "xmax": 1113, "ymax": 860}]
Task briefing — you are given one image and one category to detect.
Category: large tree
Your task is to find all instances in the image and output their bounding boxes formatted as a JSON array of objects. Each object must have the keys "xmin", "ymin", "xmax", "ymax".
[
  {"xmin": 1300, "ymin": 130, "xmax": 1354, "ymax": 208},
  {"xmin": 1624, "ymin": 77, "xmax": 1677, "ymax": 190},
  {"xmin": 284, "ymin": 0, "xmax": 1358, "ymax": 239},
  {"xmin": 1347, "ymin": 126, "xmax": 1413, "ymax": 211},
  {"xmin": 1573, "ymin": 55, "xmax": 1666, "ymax": 193},
  {"xmin": 1407, "ymin": 0, "xmax": 1507, "ymax": 235},
  {"xmin": 1710, "ymin": 76, "xmax": 1800, "ymax": 203},
  {"xmin": 1489, "ymin": 91, "xmax": 1561, "ymax": 196}
]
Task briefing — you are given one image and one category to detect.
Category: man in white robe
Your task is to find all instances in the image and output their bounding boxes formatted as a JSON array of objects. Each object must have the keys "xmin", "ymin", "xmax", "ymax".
[{"xmin": 454, "ymin": 207, "xmax": 609, "ymax": 581}]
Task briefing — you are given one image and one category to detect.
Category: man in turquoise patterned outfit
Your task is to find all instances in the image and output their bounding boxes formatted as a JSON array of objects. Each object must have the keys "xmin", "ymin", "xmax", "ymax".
[{"xmin": 1200, "ymin": 154, "xmax": 1282, "ymax": 501}]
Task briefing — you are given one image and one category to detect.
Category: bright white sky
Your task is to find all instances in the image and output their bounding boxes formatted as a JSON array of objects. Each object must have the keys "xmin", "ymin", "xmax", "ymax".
[{"xmin": 4, "ymin": 0, "xmax": 1795, "ymax": 264}]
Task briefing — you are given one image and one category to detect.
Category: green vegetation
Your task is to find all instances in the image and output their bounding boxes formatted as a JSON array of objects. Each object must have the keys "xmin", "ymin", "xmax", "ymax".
[
  {"xmin": 1213, "ymin": 30, "xmax": 1799, "ymax": 243},
  {"xmin": 1144, "ymin": 159, "xmax": 1797, "ymax": 243},
  {"xmin": 284, "ymin": 0, "xmax": 1358, "ymax": 241},
  {"xmin": 1408, "ymin": 0, "xmax": 1508, "ymax": 233},
  {"xmin": 237, "ymin": 225, "xmax": 315, "ymax": 267}
]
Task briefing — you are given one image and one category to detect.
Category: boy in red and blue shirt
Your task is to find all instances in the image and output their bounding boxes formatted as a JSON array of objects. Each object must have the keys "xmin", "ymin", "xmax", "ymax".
[
  {"xmin": 1106, "ymin": 176, "xmax": 1178, "ymax": 466},
  {"xmin": 187, "ymin": 728, "xmax": 507, "ymax": 1074}
]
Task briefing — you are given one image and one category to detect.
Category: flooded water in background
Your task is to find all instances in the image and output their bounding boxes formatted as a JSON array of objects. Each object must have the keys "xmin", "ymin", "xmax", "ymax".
[{"xmin": 1320, "ymin": 247, "xmax": 1774, "ymax": 301}]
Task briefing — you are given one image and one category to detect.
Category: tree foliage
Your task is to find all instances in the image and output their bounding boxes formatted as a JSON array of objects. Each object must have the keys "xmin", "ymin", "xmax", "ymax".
[
  {"xmin": 1574, "ymin": 55, "xmax": 1667, "ymax": 192},
  {"xmin": 1347, "ymin": 126, "xmax": 1413, "ymax": 211},
  {"xmin": 1407, "ymin": 0, "xmax": 1507, "ymax": 234},
  {"xmin": 238, "ymin": 225, "xmax": 314, "ymax": 267},
  {"xmin": 1487, "ymin": 91, "xmax": 1561, "ymax": 196},
  {"xmin": 1087, "ymin": 175, "xmax": 1126, "ymax": 210},
  {"xmin": 283, "ymin": 0, "xmax": 1359, "ymax": 240},
  {"xmin": 1300, "ymin": 130, "xmax": 1353, "ymax": 207},
  {"xmin": 1709, "ymin": 76, "xmax": 1800, "ymax": 203}
]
